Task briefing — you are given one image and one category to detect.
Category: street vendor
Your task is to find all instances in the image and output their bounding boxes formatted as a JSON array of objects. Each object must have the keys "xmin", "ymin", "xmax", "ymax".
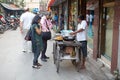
[{"xmin": 70, "ymin": 14, "xmax": 88, "ymax": 69}]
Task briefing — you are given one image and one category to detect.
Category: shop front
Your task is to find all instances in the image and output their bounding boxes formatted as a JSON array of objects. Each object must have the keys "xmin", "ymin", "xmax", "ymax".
[
  {"xmin": 49, "ymin": 0, "xmax": 68, "ymax": 30},
  {"xmin": 63, "ymin": 1, "xmax": 68, "ymax": 30},
  {"xmin": 68, "ymin": 0, "xmax": 78, "ymax": 31},
  {"xmin": 93, "ymin": 0, "xmax": 119, "ymax": 73},
  {"xmin": 86, "ymin": 1, "xmax": 96, "ymax": 50},
  {"xmin": 49, "ymin": 0, "xmax": 86, "ymax": 31},
  {"xmin": 87, "ymin": 0, "xmax": 119, "ymax": 73},
  {"xmin": 100, "ymin": 0, "xmax": 115, "ymax": 66}
]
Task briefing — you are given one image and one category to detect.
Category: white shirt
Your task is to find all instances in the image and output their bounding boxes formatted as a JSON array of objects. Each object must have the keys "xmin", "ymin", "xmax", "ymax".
[
  {"xmin": 20, "ymin": 11, "xmax": 35, "ymax": 29},
  {"xmin": 86, "ymin": 14, "xmax": 89, "ymax": 22},
  {"xmin": 76, "ymin": 20, "xmax": 87, "ymax": 41},
  {"xmin": 89, "ymin": 14, "xmax": 93, "ymax": 22}
]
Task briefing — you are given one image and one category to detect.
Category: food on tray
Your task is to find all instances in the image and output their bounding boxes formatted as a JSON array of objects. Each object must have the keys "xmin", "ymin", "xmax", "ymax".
[{"xmin": 54, "ymin": 36, "xmax": 63, "ymax": 40}]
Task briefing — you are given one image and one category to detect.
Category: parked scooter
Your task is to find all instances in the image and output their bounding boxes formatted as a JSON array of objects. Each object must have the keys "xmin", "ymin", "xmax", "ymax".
[
  {"xmin": 0, "ymin": 25, "xmax": 4, "ymax": 34},
  {"xmin": 9, "ymin": 15, "xmax": 18, "ymax": 30}
]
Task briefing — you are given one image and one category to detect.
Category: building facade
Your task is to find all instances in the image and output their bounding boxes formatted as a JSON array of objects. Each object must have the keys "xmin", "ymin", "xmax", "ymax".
[
  {"xmin": 48, "ymin": 0, "xmax": 120, "ymax": 73},
  {"xmin": 24, "ymin": 0, "xmax": 48, "ymax": 11}
]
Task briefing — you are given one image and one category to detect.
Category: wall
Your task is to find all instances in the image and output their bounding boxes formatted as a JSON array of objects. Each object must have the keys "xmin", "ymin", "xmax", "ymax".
[
  {"xmin": 118, "ymin": 22, "xmax": 120, "ymax": 71},
  {"xmin": 111, "ymin": 0, "xmax": 120, "ymax": 73},
  {"xmin": 24, "ymin": 0, "xmax": 48, "ymax": 10},
  {"xmin": 24, "ymin": 0, "xmax": 40, "ymax": 8},
  {"xmin": 92, "ymin": 1, "xmax": 99, "ymax": 59}
]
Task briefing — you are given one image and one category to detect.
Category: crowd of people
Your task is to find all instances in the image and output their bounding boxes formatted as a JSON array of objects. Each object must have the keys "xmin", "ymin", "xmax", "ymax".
[
  {"xmin": 20, "ymin": 7, "xmax": 53, "ymax": 69},
  {"xmin": 20, "ymin": 7, "xmax": 88, "ymax": 69}
]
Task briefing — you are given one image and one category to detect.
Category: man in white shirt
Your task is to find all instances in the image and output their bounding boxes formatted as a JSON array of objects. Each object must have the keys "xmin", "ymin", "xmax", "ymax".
[
  {"xmin": 86, "ymin": 14, "xmax": 89, "ymax": 24},
  {"xmin": 70, "ymin": 15, "xmax": 87, "ymax": 69},
  {"xmin": 20, "ymin": 7, "xmax": 35, "ymax": 53}
]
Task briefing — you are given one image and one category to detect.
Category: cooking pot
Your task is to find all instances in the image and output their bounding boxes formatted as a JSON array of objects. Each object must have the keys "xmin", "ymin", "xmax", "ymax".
[
  {"xmin": 60, "ymin": 30, "xmax": 73, "ymax": 37},
  {"xmin": 60, "ymin": 30, "xmax": 75, "ymax": 41},
  {"xmin": 63, "ymin": 36, "xmax": 75, "ymax": 41}
]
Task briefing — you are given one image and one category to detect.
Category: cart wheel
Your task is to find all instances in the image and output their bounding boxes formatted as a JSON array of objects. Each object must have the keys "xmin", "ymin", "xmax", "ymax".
[
  {"xmin": 56, "ymin": 59, "xmax": 60, "ymax": 73},
  {"xmin": 56, "ymin": 47, "xmax": 60, "ymax": 73},
  {"xmin": 71, "ymin": 60, "xmax": 77, "ymax": 66},
  {"xmin": 53, "ymin": 43, "xmax": 56, "ymax": 64}
]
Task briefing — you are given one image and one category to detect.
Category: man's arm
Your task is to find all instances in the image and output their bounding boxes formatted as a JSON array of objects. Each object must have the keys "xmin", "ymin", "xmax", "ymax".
[
  {"xmin": 20, "ymin": 21, "xmax": 23, "ymax": 33},
  {"xmin": 70, "ymin": 21, "xmax": 87, "ymax": 35},
  {"xmin": 70, "ymin": 28, "xmax": 84, "ymax": 35}
]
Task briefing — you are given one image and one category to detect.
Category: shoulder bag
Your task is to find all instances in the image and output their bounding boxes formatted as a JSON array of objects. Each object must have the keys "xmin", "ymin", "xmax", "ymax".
[
  {"xmin": 24, "ymin": 28, "xmax": 32, "ymax": 41},
  {"xmin": 41, "ymin": 20, "xmax": 51, "ymax": 40}
]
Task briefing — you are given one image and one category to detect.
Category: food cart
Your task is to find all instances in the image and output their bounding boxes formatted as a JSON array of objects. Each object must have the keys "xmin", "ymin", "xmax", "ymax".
[{"xmin": 53, "ymin": 30, "xmax": 81, "ymax": 73}]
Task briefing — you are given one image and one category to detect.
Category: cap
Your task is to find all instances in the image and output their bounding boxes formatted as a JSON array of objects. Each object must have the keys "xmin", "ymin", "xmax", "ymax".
[{"xmin": 32, "ymin": 8, "xmax": 39, "ymax": 14}]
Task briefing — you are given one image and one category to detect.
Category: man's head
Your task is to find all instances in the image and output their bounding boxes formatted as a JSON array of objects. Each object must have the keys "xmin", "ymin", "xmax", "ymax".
[
  {"xmin": 24, "ymin": 7, "xmax": 29, "ymax": 12},
  {"xmin": 78, "ymin": 15, "xmax": 85, "ymax": 23},
  {"xmin": 46, "ymin": 14, "xmax": 51, "ymax": 20}
]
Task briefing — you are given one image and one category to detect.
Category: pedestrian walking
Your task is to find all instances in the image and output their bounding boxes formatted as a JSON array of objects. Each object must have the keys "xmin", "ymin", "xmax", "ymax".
[
  {"xmin": 31, "ymin": 15, "xmax": 43, "ymax": 69},
  {"xmin": 70, "ymin": 15, "xmax": 88, "ymax": 69},
  {"xmin": 60, "ymin": 14, "xmax": 64, "ymax": 30},
  {"xmin": 53, "ymin": 13, "xmax": 58, "ymax": 30},
  {"xmin": 20, "ymin": 7, "xmax": 35, "ymax": 53},
  {"xmin": 40, "ymin": 14, "xmax": 52, "ymax": 62},
  {"xmin": 89, "ymin": 13, "xmax": 94, "ymax": 37}
]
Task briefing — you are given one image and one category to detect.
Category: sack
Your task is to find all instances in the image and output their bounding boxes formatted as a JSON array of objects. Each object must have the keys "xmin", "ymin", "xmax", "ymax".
[
  {"xmin": 24, "ymin": 29, "xmax": 32, "ymax": 41},
  {"xmin": 41, "ymin": 31, "xmax": 51, "ymax": 40}
]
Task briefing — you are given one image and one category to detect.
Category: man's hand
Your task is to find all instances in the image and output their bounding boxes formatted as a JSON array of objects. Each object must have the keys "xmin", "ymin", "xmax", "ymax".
[
  {"xmin": 20, "ymin": 22, "xmax": 23, "ymax": 34},
  {"xmin": 70, "ymin": 32, "xmax": 76, "ymax": 35},
  {"xmin": 20, "ymin": 29, "xmax": 23, "ymax": 34}
]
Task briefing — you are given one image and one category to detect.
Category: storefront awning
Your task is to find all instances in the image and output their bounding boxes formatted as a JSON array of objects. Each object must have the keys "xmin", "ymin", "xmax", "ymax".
[
  {"xmin": 0, "ymin": 3, "xmax": 23, "ymax": 11},
  {"xmin": 47, "ymin": 0, "xmax": 55, "ymax": 11},
  {"xmin": 47, "ymin": 0, "xmax": 66, "ymax": 11},
  {"xmin": 51, "ymin": 0, "xmax": 66, "ymax": 6},
  {"xmin": 47, "ymin": 0, "xmax": 55, "ymax": 7}
]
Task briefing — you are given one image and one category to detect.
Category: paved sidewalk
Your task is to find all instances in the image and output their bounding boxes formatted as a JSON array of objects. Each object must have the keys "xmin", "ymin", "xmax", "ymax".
[{"xmin": 0, "ymin": 28, "xmax": 114, "ymax": 80}]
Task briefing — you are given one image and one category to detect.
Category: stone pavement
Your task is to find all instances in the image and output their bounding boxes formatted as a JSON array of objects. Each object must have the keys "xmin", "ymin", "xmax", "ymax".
[{"xmin": 0, "ymin": 28, "xmax": 114, "ymax": 80}]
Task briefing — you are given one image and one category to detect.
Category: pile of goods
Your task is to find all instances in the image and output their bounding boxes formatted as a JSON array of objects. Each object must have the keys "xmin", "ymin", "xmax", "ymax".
[
  {"xmin": 65, "ymin": 46, "xmax": 76, "ymax": 57},
  {"xmin": 54, "ymin": 35, "xmax": 63, "ymax": 41}
]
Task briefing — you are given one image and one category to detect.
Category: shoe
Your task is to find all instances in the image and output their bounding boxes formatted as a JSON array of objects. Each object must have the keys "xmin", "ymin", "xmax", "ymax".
[
  {"xmin": 37, "ymin": 63, "xmax": 42, "ymax": 66},
  {"xmin": 41, "ymin": 58, "xmax": 47, "ymax": 62},
  {"xmin": 22, "ymin": 50, "xmax": 27, "ymax": 53},
  {"xmin": 28, "ymin": 51, "xmax": 32, "ymax": 53},
  {"xmin": 45, "ymin": 56, "xmax": 49, "ymax": 59},
  {"xmin": 32, "ymin": 65, "xmax": 40, "ymax": 69}
]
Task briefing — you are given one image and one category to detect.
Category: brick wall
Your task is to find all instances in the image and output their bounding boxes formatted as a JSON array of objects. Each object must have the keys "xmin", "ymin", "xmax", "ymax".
[{"xmin": 111, "ymin": 0, "xmax": 120, "ymax": 73}]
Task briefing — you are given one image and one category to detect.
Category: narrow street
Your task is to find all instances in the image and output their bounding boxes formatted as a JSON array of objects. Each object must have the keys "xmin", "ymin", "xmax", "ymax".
[{"xmin": 0, "ymin": 28, "xmax": 114, "ymax": 80}]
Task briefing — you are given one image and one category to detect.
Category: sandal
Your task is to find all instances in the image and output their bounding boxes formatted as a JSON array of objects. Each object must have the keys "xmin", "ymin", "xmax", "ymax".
[{"xmin": 32, "ymin": 65, "xmax": 40, "ymax": 69}]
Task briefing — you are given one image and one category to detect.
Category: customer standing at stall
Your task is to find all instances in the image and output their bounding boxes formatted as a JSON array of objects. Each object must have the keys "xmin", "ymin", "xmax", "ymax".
[
  {"xmin": 20, "ymin": 7, "xmax": 35, "ymax": 53},
  {"xmin": 40, "ymin": 14, "xmax": 52, "ymax": 62},
  {"xmin": 70, "ymin": 15, "xmax": 87, "ymax": 69},
  {"xmin": 31, "ymin": 15, "xmax": 43, "ymax": 69},
  {"xmin": 60, "ymin": 14, "xmax": 64, "ymax": 30},
  {"xmin": 53, "ymin": 13, "xmax": 58, "ymax": 30}
]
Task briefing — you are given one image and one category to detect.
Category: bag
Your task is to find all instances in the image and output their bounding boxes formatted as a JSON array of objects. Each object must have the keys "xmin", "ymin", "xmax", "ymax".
[
  {"xmin": 41, "ymin": 20, "xmax": 51, "ymax": 40},
  {"xmin": 24, "ymin": 29, "xmax": 32, "ymax": 41},
  {"xmin": 41, "ymin": 31, "xmax": 51, "ymax": 40}
]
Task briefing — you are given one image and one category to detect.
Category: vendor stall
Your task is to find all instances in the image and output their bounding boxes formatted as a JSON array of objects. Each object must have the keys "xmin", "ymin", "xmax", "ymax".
[{"xmin": 53, "ymin": 30, "xmax": 81, "ymax": 73}]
